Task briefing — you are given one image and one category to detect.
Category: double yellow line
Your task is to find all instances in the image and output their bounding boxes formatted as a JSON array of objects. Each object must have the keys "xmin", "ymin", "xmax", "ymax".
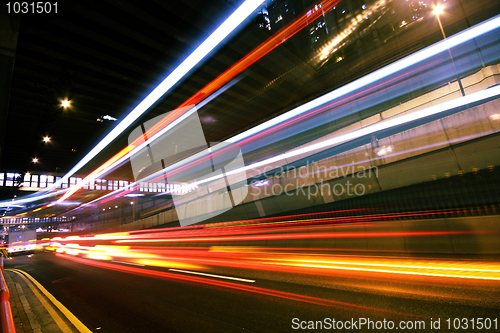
[{"xmin": 7, "ymin": 269, "xmax": 92, "ymax": 333}]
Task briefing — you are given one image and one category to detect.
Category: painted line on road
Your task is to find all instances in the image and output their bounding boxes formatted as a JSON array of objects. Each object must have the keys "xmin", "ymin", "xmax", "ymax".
[
  {"xmin": 111, "ymin": 260, "xmax": 145, "ymax": 267},
  {"xmin": 7, "ymin": 269, "xmax": 93, "ymax": 333},
  {"xmin": 168, "ymin": 268, "xmax": 255, "ymax": 283}
]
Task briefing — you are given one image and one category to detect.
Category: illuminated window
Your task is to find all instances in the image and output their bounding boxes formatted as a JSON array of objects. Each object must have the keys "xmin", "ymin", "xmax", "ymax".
[
  {"xmin": 5, "ymin": 173, "xmax": 14, "ymax": 187},
  {"xmin": 101, "ymin": 180, "xmax": 107, "ymax": 190},
  {"xmin": 56, "ymin": 177, "xmax": 62, "ymax": 188},
  {"xmin": 114, "ymin": 180, "xmax": 118, "ymax": 190},
  {"xmin": 95, "ymin": 179, "xmax": 101, "ymax": 190},
  {"xmin": 31, "ymin": 175, "xmax": 39, "ymax": 187},
  {"xmin": 23, "ymin": 174, "xmax": 30, "ymax": 187},
  {"xmin": 40, "ymin": 175, "xmax": 47, "ymax": 188},
  {"xmin": 47, "ymin": 175, "xmax": 54, "ymax": 185},
  {"xmin": 0, "ymin": 173, "xmax": 4, "ymax": 186},
  {"xmin": 158, "ymin": 183, "xmax": 165, "ymax": 192},
  {"xmin": 70, "ymin": 177, "xmax": 76, "ymax": 186}
]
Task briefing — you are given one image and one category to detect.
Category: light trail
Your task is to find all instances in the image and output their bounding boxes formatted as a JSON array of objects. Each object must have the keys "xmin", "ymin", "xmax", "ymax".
[
  {"xmin": 227, "ymin": 14, "xmax": 500, "ymax": 144},
  {"xmin": 169, "ymin": 269, "xmax": 255, "ymax": 283},
  {"xmin": 53, "ymin": 0, "xmax": 343, "ymax": 206},
  {"xmin": 55, "ymin": 253, "xmax": 412, "ymax": 316},
  {"xmin": 45, "ymin": 210, "xmax": 500, "ymax": 282},
  {"xmin": 7, "ymin": 15, "xmax": 500, "ymax": 211},
  {"xmin": 2, "ymin": 0, "xmax": 265, "ymax": 208}
]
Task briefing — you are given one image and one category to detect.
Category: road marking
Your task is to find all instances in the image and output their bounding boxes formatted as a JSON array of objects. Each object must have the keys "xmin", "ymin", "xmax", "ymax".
[
  {"xmin": 52, "ymin": 277, "xmax": 74, "ymax": 284},
  {"xmin": 111, "ymin": 260, "xmax": 145, "ymax": 266},
  {"xmin": 4, "ymin": 272, "xmax": 44, "ymax": 333},
  {"xmin": 9, "ymin": 269, "xmax": 73, "ymax": 333},
  {"xmin": 7, "ymin": 269, "xmax": 93, "ymax": 333},
  {"xmin": 168, "ymin": 269, "xmax": 255, "ymax": 283}
]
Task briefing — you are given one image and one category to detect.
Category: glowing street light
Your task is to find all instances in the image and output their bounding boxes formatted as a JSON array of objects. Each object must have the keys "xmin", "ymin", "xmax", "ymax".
[
  {"xmin": 32, "ymin": 158, "xmax": 39, "ymax": 163},
  {"xmin": 433, "ymin": 4, "xmax": 443, "ymax": 16},
  {"xmin": 43, "ymin": 136, "xmax": 50, "ymax": 143},
  {"xmin": 61, "ymin": 99, "xmax": 71, "ymax": 108},
  {"xmin": 433, "ymin": 4, "xmax": 465, "ymax": 96}
]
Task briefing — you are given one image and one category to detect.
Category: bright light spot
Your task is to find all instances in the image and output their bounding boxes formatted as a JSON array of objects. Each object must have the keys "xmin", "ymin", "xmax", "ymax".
[
  {"xmin": 32, "ymin": 158, "xmax": 39, "ymax": 163},
  {"xmin": 376, "ymin": 145, "xmax": 392, "ymax": 156},
  {"xmin": 433, "ymin": 4, "xmax": 443, "ymax": 15},
  {"xmin": 253, "ymin": 180, "xmax": 270, "ymax": 187},
  {"xmin": 87, "ymin": 254, "xmax": 112, "ymax": 260},
  {"xmin": 61, "ymin": 99, "xmax": 71, "ymax": 108},
  {"xmin": 66, "ymin": 249, "xmax": 79, "ymax": 255},
  {"xmin": 43, "ymin": 136, "xmax": 50, "ymax": 143},
  {"xmin": 124, "ymin": 194, "xmax": 145, "ymax": 197},
  {"xmin": 102, "ymin": 115, "xmax": 117, "ymax": 121},
  {"xmin": 490, "ymin": 113, "xmax": 500, "ymax": 120}
]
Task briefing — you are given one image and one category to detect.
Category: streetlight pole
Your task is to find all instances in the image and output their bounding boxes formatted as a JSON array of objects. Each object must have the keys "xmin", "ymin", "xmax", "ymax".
[{"xmin": 434, "ymin": 5, "xmax": 465, "ymax": 96}]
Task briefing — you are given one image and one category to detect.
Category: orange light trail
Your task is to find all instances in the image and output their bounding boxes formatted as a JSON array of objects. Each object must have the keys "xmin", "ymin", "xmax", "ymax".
[
  {"xmin": 57, "ymin": 144, "xmax": 135, "ymax": 202},
  {"xmin": 55, "ymin": 253, "xmax": 412, "ymax": 316},
  {"xmin": 114, "ymin": 230, "xmax": 482, "ymax": 244},
  {"xmin": 45, "ymin": 213, "xmax": 500, "ymax": 282}
]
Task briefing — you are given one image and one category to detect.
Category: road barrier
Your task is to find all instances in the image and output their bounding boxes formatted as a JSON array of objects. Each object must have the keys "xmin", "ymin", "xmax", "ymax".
[{"xmin": 0, "ymin": 256, "xmax": 16, "ymax": 333}]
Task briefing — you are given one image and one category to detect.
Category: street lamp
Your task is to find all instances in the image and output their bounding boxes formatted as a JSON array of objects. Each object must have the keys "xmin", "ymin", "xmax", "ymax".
[
  {"xmin": 433, "ymin": 4, "xmax": 465, "ymax": 96},
  {"xmin": 32, "ymin": 158, "xmax": 38, "ymax": 163},
  {"xmin": 43, "ymin": 136, "xmax": 50, "ymax": 143},
  {"xmin": 60, "ymin": 99, "xmax": 71, "ymax": 108}
]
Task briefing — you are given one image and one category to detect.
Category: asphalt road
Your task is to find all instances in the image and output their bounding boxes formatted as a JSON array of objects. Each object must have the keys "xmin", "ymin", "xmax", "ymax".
[{"xmin": 5, "ymin": 251, "xmax": 499, "ymax": 333}]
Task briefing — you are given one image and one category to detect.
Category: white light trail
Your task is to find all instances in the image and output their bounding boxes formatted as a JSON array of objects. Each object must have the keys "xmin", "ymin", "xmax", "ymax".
[
  {"xmin": 227, "ymin": 14, "xmax": 500, "ymax": 144},
  {"xmin": 169, "ymin": 268, "xmax": 255, "ymax": 283},
  {"xmin": 1, "ymin": 0, "xmax": 263, "ymax": 208}
]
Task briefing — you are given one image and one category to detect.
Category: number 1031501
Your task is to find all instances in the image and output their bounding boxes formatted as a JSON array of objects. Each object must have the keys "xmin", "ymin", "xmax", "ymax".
[
  {"xmin": 446, "ymin": 318, "xmax": 497, "ymax": 330},
  {"xmin": 6, "ymin": 2, "xmax": 58, "ymax": 14}
]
